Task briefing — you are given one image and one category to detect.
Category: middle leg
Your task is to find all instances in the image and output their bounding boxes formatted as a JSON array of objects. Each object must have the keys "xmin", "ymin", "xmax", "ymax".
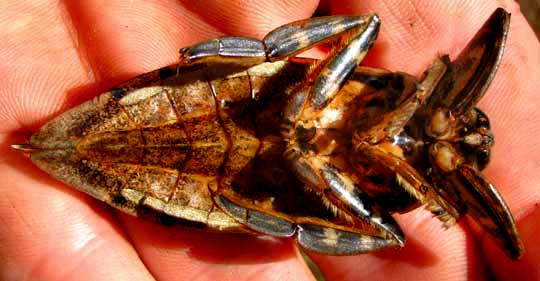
[{"xmin": 179, "ymin": 14, "xmax": 381, "ymax": 72}]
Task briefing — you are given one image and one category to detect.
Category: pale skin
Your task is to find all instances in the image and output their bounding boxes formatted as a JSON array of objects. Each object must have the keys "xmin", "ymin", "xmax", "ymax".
[{"xmin": 0, "ymin": 0, "xmax": 539, "ymax": 280}]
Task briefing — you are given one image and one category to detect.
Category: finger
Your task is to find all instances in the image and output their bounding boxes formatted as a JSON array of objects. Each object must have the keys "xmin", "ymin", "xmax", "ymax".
[
  {"xmin": 309, "ymin": 209, "xmax": 480, "ymax": 280},
  {"xmin": 1, "ymin": 0, "xmax": 321, "ymax": 132},
  {"xmin": 0, "ymin": 0, "xmax": 97, "ymax": 132},
  {"xmin": 62, "ymin": 0, "xmax": 222, "ymax": 81},
  {"xmin": 0, "ymin": 132, "xmax": 154, "ymax": 280},
  {"xmin": 177, "ymin": 0, "xmax": 320, "ymax": 38},
  {"xmin": 481, "ymin": 207, "xmax": 540, "ymax": 280},
  {"xmin": 0, "ymin": 0, "xmax": 225, "ymax": 133},
  {"xmin": 327, "ymin": 0, "xmax": 523, "ymax": 74},
  {"xmin": 119, "ymin": 214, "xmax": 314, "ymax": 281}
]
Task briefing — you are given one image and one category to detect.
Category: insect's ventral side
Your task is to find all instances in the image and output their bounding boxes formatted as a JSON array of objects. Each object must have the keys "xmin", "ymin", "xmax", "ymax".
[{"xmin": 12, "ymin": 8, "xmax": 523, "ymax": 259}]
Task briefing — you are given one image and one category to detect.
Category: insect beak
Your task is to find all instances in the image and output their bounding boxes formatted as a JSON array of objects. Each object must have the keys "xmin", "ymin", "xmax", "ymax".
[{"xmin": 425, "ymin": 8, "xmax": 511, "ymax": 116}]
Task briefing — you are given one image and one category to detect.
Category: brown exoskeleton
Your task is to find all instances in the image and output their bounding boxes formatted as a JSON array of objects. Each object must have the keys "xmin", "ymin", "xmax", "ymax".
[{"xmin": 12, "ymin": 8, "xmax": 523, "ymax": 259}]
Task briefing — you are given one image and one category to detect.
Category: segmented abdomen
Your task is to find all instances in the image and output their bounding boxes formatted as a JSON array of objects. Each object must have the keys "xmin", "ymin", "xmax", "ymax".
[{"xmin": 28, "ymin": 61, "xmax": 307, "ymax": 230}]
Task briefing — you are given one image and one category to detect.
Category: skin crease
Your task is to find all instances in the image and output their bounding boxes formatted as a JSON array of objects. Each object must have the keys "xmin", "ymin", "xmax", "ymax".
[{"xmin": 0, "ymin": 0, "xmax": 538, "ymax": 280}]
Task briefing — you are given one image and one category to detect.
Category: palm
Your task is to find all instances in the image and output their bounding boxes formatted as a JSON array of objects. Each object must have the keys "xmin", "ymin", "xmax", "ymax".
[{"xmin": 1, "ymin": 1, "xmax": 538, "ymax": 280}]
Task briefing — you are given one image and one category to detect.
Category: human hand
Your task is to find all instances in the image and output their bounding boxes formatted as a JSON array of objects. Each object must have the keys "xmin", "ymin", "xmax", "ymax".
[
  {"xmin": 1, "ymin": 1, "xmax": 538, "ymax": 280},
  {"xmin": 310, "ymin": 1, "xmax": 540, "ymax": 280}
]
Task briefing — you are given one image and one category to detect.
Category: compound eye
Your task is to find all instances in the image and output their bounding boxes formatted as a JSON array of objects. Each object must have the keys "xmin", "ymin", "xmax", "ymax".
[
  {"xmin": 476, "ymin": 149, "xmax": 491, "ymax": 170},
  {"xmin": 474, "ymin": 108, "xmax": 491, "ymax": 129}
]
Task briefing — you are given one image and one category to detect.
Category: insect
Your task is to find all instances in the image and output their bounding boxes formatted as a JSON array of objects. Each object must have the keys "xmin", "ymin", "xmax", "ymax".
[{"xmin": 13, "ymin": 8, "xmax": 523, "ymax": 259}]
